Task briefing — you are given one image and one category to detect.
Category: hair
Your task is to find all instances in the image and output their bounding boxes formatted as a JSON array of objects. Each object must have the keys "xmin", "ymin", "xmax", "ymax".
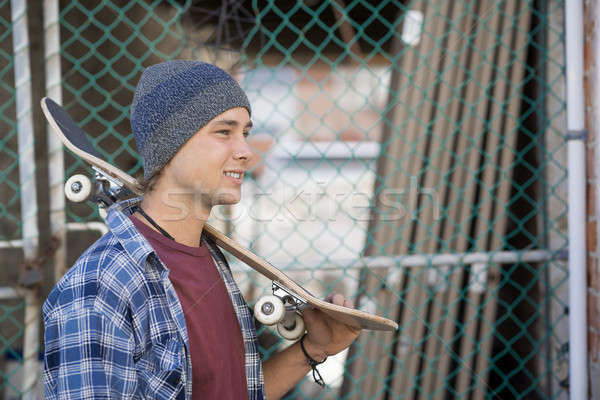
[{"xmin": 136, "ymin": 169, "xmax": 163, "ymax": 195}]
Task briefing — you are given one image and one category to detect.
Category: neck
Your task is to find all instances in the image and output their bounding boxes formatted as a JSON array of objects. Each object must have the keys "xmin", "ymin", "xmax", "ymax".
[{"xmin": 136, "ymin": 189, "xmax": 212, "ymax": 247}]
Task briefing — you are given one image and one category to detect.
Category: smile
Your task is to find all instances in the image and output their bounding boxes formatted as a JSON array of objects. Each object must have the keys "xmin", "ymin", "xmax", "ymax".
[{"xmin": 224, "ymin": 171, "xmax": 243, "ymax": 179}]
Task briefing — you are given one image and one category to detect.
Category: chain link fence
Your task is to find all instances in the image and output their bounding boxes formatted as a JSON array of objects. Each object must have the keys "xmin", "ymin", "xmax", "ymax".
[{"xmin": 0, "ymin": 0, "xmax": 570, "ymax": 398}]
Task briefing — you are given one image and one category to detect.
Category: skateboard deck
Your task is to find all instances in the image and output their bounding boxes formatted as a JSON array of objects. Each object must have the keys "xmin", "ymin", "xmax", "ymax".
[{"xmin": 41, "ymin": 97, "xmax": 398, "ymax": 333}]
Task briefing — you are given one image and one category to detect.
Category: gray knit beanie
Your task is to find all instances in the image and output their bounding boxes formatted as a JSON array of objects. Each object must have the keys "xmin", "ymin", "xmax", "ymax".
[{"xmin": 131, "ymin": 60, "xmax": 251, "ymax": 180}]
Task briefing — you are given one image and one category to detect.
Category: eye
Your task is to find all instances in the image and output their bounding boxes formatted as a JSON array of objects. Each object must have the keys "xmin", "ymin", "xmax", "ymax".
[
  {"xmin": 243, "ymin": 130, "xmax": 251, "ymax": 138},
  {"xmin": 217, "ymin": 129, "xmax": 230, "ymax": 135}
]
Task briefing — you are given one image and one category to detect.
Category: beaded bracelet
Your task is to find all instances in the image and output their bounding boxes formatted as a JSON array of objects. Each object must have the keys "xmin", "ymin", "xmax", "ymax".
[{"xmin": 300, "ymin": 334, "xmax": 327, "ymax": 387}]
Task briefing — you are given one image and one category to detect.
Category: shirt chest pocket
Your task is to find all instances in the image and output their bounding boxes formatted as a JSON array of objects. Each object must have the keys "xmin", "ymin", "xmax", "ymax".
[
  {"xmin": 153, "ymin": 337, "xmax": 184, "ymax": 371},
  {"xmin": 137, "ymin": 336, "xmax": 186, "ymax": 399}
]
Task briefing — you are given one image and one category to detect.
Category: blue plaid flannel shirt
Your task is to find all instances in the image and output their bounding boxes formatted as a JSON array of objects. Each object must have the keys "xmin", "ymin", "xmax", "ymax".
[{"xmin": 43, "ymin": 198, "xmax": 265, "ymax": 399}]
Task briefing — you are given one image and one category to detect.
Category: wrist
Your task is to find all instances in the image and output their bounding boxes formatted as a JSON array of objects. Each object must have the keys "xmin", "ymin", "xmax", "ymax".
[
  {"xmin": 299, "ymin": 334, "xmax": 327, "ymax": 387},
  {"xmin": 300, "ymin": 334, "xmax": 327, "ymax": 363}
]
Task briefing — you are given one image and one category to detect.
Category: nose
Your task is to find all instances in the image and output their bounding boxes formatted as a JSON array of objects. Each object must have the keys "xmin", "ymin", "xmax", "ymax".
[{"xmin": 233, "ymin": 136, "xmax": 253, "ymax": 161}]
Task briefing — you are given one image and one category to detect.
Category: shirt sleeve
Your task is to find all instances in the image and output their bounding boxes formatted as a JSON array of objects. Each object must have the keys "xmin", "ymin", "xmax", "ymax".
[{"xmin": 43, "ymin": 307, "xmax": 138, "ymax": 399}]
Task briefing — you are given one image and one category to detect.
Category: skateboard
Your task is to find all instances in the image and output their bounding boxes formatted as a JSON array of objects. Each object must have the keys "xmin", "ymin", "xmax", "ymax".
[{"xmin": 41, "ymin": 97, "xmax": 399, "ymax": 338}]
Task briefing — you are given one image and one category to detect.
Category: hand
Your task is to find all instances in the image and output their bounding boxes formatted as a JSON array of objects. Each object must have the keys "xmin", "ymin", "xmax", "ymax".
[{"xmin": 301, "ymin": 293, "xmax": 361, "ymax": 360}]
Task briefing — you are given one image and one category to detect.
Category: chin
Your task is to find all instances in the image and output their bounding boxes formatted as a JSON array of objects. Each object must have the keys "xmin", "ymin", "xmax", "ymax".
[{"xmin": 213, "ymin": 191, "xmax": 241, "ymax": 205}]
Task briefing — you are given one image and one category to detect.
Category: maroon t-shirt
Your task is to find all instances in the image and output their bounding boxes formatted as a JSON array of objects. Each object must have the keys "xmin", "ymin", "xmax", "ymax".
[{"xmin": 130, "ymin": 215, "xmax": 248, "ymax": 400}]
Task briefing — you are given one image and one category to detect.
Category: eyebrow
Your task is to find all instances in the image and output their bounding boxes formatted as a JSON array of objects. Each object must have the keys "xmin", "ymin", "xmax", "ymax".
[{"xmin": 212, "ymin": 119, "xmax": 253, "ymax": 129}]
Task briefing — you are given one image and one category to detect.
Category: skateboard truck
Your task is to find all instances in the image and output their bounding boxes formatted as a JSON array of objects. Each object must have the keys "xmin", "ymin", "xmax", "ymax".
[
  {"xmin": 272, "ymin": 281, "xmax": 308, "ymax": 310},
  {"xmin": 254, "ymin": 281, "xmax": 307, "ymax": 340},
  {"xmin": 91, "ymin": 167, "xmax": 126, "ymax": 218},
  {"xmin": 64, "ymin": 167, "xmax": 130, "ymax": 219}
]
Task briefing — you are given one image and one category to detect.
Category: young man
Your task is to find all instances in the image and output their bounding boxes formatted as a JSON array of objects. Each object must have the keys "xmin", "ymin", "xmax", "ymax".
[{"xmin": 43, "ymin": 60, "xmax": 360, "ymax": 399}]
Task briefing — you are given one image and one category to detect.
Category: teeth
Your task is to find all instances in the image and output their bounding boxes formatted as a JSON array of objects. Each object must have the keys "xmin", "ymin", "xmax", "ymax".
[{"xmin": 224, "ymin": 171, "xmax": 242, "ymax": 179}]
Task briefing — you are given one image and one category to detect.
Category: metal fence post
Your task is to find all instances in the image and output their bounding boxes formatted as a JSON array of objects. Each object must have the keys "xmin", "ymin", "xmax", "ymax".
[
  {"xmin": 10, "ymin": 0, "xmax": 40, "ymax": 397},
  {"xmin": 565, "ymin": 0, "xmax": 589, "ymax": 398},
  {"xmin": 43, "ymin": 0, "xmax": 66, "ymax": 284}
]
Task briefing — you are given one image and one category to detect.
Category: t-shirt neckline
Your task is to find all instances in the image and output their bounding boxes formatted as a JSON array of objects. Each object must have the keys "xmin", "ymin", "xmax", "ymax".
[{"xmin": 129, "ymin": 214, "xmax": 206, "ymax": 257}]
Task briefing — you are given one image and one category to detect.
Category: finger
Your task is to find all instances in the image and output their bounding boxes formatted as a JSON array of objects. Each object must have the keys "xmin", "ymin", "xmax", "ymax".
[
  {"xmin": 326, "ymin": 293, "xmax": 353, "ymax": 307},
  {"xmin": 331, "ymin": 293, "xmax": 345, "ymax": 306}
]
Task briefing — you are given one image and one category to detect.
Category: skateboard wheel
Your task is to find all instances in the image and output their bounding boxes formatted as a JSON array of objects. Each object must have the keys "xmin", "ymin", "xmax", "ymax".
[
  {"xmin": 277, "ymin": 313, "xmax": 305, "ymax": 341},
  {"xmin": 254, "ymin": 295, "xmax": 285, "ymax": 325},
  {"xmin": 65, "ymin": 174, "xmax": 92, "ymax": 202}
]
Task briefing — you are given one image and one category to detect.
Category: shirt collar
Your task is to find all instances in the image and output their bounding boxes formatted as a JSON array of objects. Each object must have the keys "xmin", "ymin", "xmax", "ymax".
[{"xmin": 104, "ymin": 197, "xmax": 162, "ymax": 271}]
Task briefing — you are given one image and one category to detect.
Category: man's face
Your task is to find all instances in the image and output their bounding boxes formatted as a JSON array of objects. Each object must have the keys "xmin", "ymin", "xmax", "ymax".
[{"xmin": 161, "ymin": 107, "xmax": 253, "ymax": 210}]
